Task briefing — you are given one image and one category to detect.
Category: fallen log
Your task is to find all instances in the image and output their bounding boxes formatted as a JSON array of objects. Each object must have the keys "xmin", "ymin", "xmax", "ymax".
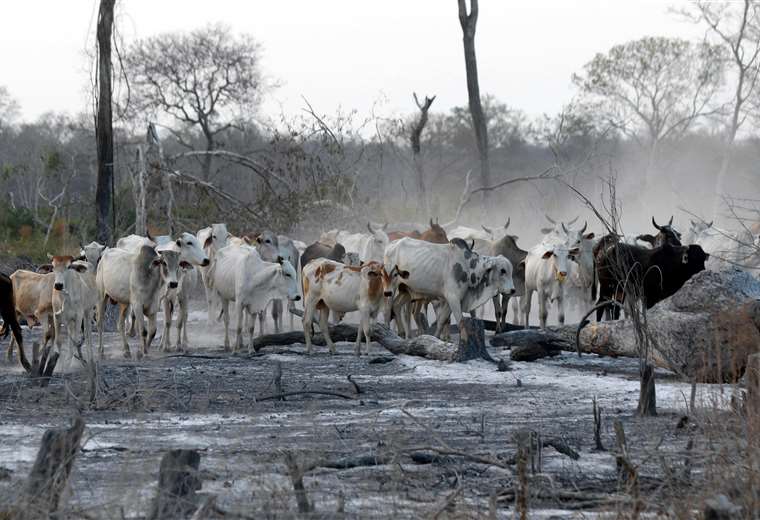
[{"xmin": 256, "ymin": 319, "xmax": 494, "ymax": 363}]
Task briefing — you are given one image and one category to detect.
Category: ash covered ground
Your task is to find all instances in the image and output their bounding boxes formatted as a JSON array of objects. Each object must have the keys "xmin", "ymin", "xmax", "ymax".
[{"xmin": 0, "ymin": 303, "xmax": 729, "ymax": 518}]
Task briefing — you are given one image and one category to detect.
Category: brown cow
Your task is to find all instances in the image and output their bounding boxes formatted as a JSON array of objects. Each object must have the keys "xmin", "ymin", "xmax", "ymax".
[
  {"xmin": 420, "ymin": 218, "xmax": 449, "ymax": 243},
  {"xmin": 9, "ymin": 268, "xmax": 56, "ymax": 354}
]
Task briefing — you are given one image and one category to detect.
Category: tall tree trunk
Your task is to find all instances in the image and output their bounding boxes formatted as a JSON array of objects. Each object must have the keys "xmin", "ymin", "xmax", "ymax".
[
  {"xmin": 458, "ymin": 0, "xmax": 490, "ymax": 210},
  {"xmin": 95, "ymin": 0, "xmax": 115, "ymax": 245},
  {"xmin": 410, "ymin": 93, "xmax": 435, "ymax": 218}
]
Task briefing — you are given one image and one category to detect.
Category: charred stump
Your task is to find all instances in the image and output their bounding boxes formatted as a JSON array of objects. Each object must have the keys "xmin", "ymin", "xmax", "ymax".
[
  {"xmin": 14, "ymin": 417, "xmax": 85, "ymax": 520},
  {"xmin": 636, "ymin": 363, "xmax": 657, "ymax": 417},
  {"xmin": 148, "ymin": 449, "xmax": 202, "ymax": 520},
  {"xmin": 453, "ymin": 318, "xmax": 494, "ymax": 362}
]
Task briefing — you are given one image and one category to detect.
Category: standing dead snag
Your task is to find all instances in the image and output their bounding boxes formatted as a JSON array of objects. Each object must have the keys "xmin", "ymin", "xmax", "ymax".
[
  {"xmin": 149, "ymin": 449, "xmax": 202, "ymax": 520},
  {"xmin": 410, "ymin": 92, "xmax": 435, "ymax": 216},
  {"xmin": 14, "ymin": 417, "xmax": 85, "ymax": 520},
  {"xmin": 457, "ymin": 0, "xmax": 491, "ymax": 209},
  {"xmin": 593, "ymin": 396, "xmax": 605, "ymax": 451},
  {"xmin": 94, "ymin": 0, "xmax": 115, "ymax": 245}
]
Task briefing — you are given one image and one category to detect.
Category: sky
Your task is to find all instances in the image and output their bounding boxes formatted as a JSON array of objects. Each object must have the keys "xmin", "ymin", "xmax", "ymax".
[{"xmin": 0, "ymin": 1, "xmax": 705, "ymax": 124}]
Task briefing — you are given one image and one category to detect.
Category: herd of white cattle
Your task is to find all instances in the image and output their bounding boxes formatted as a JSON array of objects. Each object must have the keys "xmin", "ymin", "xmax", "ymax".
[{"xmin": 4, "ymin": 215, "xmax": 759, "ymax": 366}]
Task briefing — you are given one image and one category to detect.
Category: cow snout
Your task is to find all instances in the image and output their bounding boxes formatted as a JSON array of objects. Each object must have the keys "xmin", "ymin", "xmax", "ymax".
[
  {"xmin": 383, "ymin": 291, "xmax": 392, "ymax": 297},
  {"xmin": 509, "ymin": 288, "xmax": 516, "ymax": 295},
  {"xmin": 54, "ymin": 282, "xmax": 64, "ymax": 291},
  {"xmin": 559, "ymin": 271, "xmax": 567, "ymax": 277},
  {"xmin": 201, "ymin": 258, "xmax": 210, "ymax": 267},
  {"xmin": 293, "ymin": 295, "xmax": 302, "ymax": 302},
  {"xmin": 169, "ymin": 281, "xmax": 178, "ymax": 289}
]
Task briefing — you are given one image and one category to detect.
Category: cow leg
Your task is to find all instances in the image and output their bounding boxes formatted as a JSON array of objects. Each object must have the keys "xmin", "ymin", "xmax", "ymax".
[
  {"xmin": 355, "ymin": 310, "xmax": 368, "ymax": 356},
  {"xmin": 82, "ymin": 310, "xmax": 94, "ymax": 364},
  {"xmin": 221, "ymin": 299, "xmax": 231, "ymax": 351},
  {"xmin": 319, "ymin": 306, "xmax": 335, "ymax": 355},
  {"xmin": 96, "ymin": 295, "xmax": 106, "ymax": 359},
  {"xmin": 511, "ymin": 297, "xmax": 520, "ymax": 325},
  {"xmin": 492, "ymin": 295, "xmax": 503, "ymax": 332},
  {"xmin": 132, "ymin": 304, "xmax": 147, "ymax": 360},
  {"xmin": 177, "ymin": 298, "xmax": 188, "ymax": 351},
  {"xmin": 234, "ymin": 300, "xmax": 244, "ymax": 352},
  {"xmin": 556, "ymin": 293, "xmax": 565, "ymax": 326},
  {"xmin": 127, "ymin": 307, "xmax": 137, "ymax": 337},
  {"xmin": 246, "ymin": 305, "xmax": 256, "ymax": 354},
  {"xmin": 435, "ymin": 303, "xmax": 454, "ymax": 340},
  {"xmin": 537, "ymin": 289, "xmax": 548, "ymax": 329},
  {"xmin": 117, "ymin": 303, "xmax": 131, "ymax": 359},
  {"xmin": 287, "ymin": 299, "xmax": 295, "ymax": 330},
  {"xmin": 303, "ymin": 300, "xmax": 315, "ymax": 354},
  {"xmin": 271, "ymin": 299, "xmax": 282, "ymax": 333},
  {"xmin": 521, "ymin": 291, "xmax": 533, "ymax": 329},
  {"xmin": 161, "ymin": 298, "xmax": 173, "ymax": 352},
  {"xmin": 146, "ymin": 313, "xmax": 157, "ymax": 354}
]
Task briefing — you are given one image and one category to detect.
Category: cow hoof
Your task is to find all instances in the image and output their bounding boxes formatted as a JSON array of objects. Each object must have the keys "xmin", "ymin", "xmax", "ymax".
[{"xmin": 123, "ymin": 350, "xmax": 132, "ymax": 360}]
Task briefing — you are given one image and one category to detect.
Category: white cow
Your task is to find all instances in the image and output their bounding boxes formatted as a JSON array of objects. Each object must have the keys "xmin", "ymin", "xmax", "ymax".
[
  {"xmin": 446, "ymin": 226, "xmax": 492, "ymax": 253},
  {"xmin": 684, "ymin": 220, "xmax": 756, "ymax": 270},
  {"xmin": 302, "ymin": 260, "xmax": 392, "ymax": 355},
  {"xmin": 50, "ymin": 255, "xmax": 95, "ymax": 365},
  {"xmin": 152, "ymin": 233, "xmax": 210, "ymax": 351},
  {"xmin": 207, "ymin": 244, "xmax": 300, "ymax": 352},
  {"xmin": 384, "ymin": 237, "xmax": 515, "ymax": 339},
  {"xmin": 521, "ymin": 237, "xmax": 580, "ymax": 329},
  {"xmin": 96, "ymin": 246, "xmax": 182, "ymax": 359},
  {"xmin": 253, "ymin": 231, "xmax": 284, "ymax": 333},
  {"xmin": 323, "ymin": 223, "xmax": 389, "ymax": 263},
  {"xmin": 197, "ymin": 223, "xmax": 231, "ymax": 323},
  {"xmin": 79, "ymin": 241, "xmax": 106, "ymax": 266}
]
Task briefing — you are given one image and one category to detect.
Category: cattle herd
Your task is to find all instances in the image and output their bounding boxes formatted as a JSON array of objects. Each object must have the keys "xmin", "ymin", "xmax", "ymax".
[{"xmin": 2, "ymin": 213, "xmax": 758, "ymax": 367}]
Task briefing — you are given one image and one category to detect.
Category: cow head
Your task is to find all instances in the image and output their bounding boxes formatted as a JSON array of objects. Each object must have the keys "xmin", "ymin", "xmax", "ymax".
[
  {"xmin": 202, "ymin": 223, "xmax": 230, "ymax": 252},
  {"xmin": 386, "ymin": 265, "xmax": 411, "ymax": 297},
  {"xmin": 541, "ymin": 244, "xmax": 579, "ymax": 283},
  {"xmin": 80, "ymin": 241, "xmax": 106, "ymax": 267},
  {"xmin": 367, "ymin": 222, "xmax": 390, "ymax": 259},
  {"xmin": 689, "ymin": 219, "xmax": 713, "ymax": 237},
  {"xmin": 482, "ymin": 217, "xmax": 511, "ymax": 241},
  {"xmin": 175, "ymin": 232, "xmax": 210, "ymax": 266},
  {"xmin": 421, "ymin": 218, "xmax": 449, "ymax": 244},
  {"xmin": 360, "ymin": 261, "xmax": 393, "ymax": 300},
  {"xmin": 647, "ymin": 216, "xmax": 682, "ymax": 247},
  {"xmin": 256, "ymin": 231, "xmax": 280, "ymax": 262},
  {"xmin": 50, "ymin": 255, "xmax": 87, "ymax": 292},
  {"xmin": 487, "ymin": 255, "xmax": 516, "ymax": 296},
  {"xmin": 155, "ymin": 250, "xmax": 182, "ymax": 289},
  {"xmin": 276, "ymin": 259, "xmax": 300, "ymax": 301}
]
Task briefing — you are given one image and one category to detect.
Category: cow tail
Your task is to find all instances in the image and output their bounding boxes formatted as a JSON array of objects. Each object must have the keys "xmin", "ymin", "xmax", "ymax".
[{"xmin": 591, "ymin": 259, "xmax": 597, "ymax": 302}]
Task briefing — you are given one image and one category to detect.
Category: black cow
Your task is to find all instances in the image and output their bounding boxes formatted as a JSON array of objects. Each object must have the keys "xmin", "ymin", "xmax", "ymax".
[
  {"xmin": 0, "ymin": 272, "xmax": 28, "ymax": 370},
  {"xmin": 637, "ymin": 216, "xmax": 682, "ymax": 248},
  {"xmin": 300, "ymin": 242, "xmax": 350, "ymax": 272},
  {"xmin": 489, "ymin": 233, "xmax": 527, "ymax": 331},
  {"xmin": 594, "ymin": 241, "xmax": 708, "ymax": 320}
]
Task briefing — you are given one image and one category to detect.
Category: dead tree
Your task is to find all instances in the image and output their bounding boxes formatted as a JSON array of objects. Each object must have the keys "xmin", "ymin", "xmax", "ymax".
[
  {"xmin": 410, "ymin": 92, "xmax": 435, "ymax": 217},
  {"xmin": 457, "ymin": 0, "xmax": 491, "ymax": 209},
  {"xmin": 94, "ymin": 0, "xmax": 115, "ymax": 245},
  {"xmin": 14, "ymin": 417, "xmax": 85, "ymax": 519},
  {"xmin": 148, "ymin": 449, "xmax": 202, "ymax": 520}
]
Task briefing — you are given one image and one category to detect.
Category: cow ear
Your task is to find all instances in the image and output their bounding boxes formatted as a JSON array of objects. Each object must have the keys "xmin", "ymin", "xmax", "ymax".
[
  {"xmin": 47, "ymin": 253, "xmax": 54, "ymax": 260},
  {"xmin": 584, "ymin": 232, "xmax": 595, "ymax": 240},
  {"xmin": 569, "ymin": 247, "xmax": 580, "ymax": 257},
  {"xmin": 71, "ymin": 263, "xmax": 88, "ymax": 273},
  {"xmin": 180, "ymin": 261, "xmax": 194, "ymax": 270},
  {"xmin": 203, "ymin": 236, "xmax": 212, "ymax": 249},
  {"xmin": 276, "ymin": 256, "xmax": 284, "ymax": 265},
  {"xmin": 256, "ymin": 235, "xmax": 263, "ymax": 244},
  {"xmin": 37, "ymin": 264, "xmax": 54, "ymax": 274},
  {"xmin": 540, "ymin": 227, "xmax": 553, "ymax": 235},
  {"xmin": 542, "ymin": 251, "xmax": 553, "ymax": 259},
  {"xmin": 176, "ymin": 239, "xmax": 182, "ymax": 247}
]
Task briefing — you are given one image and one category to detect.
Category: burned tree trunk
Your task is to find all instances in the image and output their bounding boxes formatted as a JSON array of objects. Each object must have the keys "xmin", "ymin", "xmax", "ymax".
[
  {"xmin": 148, "ymin": 449, "xmax": 202, "ymax": 520},
  {"xmin": 94, "ymin": 0, "xmax": 115, "ymax": 245},
  {"xmin": 457, "ymin": 0, "xmax": 491, "ymax": 209},
  {"xmin": 14, "ymin": 418, "xmax": 85, "ymax": 519},
  {"xmin": 453, "ymin": 318, "xmax": 494, "ymax": 362},
  {"xmin": 410, "ymin": 92, "xmax": 435, "ymax": 217},
  {"xmin": 636, "ymin": 363, "xmax": 657, "ymax": 417}
]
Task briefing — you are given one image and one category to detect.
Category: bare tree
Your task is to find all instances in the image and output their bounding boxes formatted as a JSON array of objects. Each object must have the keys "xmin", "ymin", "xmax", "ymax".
[
  {"xmin": 457, "ymin": 0, "xmax": 491, "ymax": 208},
  {"xmin": 410, "ymin": 92, "xmax": 435, "ymax": 217},
  {"xmin": 573, "ymin": 36, "xmax": 725, "ymax": 188},
  {"xmin": 125, "ymin": 24, "xmax": 264, "ymax": 180},
  {"xmin": 682, "ymin": 1, "xmax": 760, "ymax": 219},
  {"xmin": 94, "ymin": 0, "xmax": 115, "ymax": 245}
]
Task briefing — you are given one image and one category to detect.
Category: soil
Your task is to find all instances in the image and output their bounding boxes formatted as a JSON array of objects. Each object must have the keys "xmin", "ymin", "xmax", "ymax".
[{"xmin": 0, "ymin": 304, "xmax": 730, "ymax": 518}]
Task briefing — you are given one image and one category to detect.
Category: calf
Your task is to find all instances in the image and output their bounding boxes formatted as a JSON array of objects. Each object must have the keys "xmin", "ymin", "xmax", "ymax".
[
  {"xmin": 208, "ymin": 245, "xmax": 300, "ymax": 352},
  {"xmin": 302, "ymin": 260, "xmax": 392, "ymax": 355},
  {"xmin": 10, "ymin": 269, "xmax": 55, "ymax": 354},
  {"xmin": 197, "ymin": 223, "xmax": 231, "ymax": 323},
  {"xmin": 79, "ymin": 241, "xmax": 106, "ymax": 266},
  {"xmin": 50, "ymin": 255, "xmax": 94, "ymax": 364},
  {"xmin": 96, "ymin": 246, "xmax": 182, "ymax": 359},
  {"xmin": 153, "ymin": 233, "xmax": 209, "ymax": 351},
  {"xmin": 521, "ymin": 240, "xmax": 580, "ymax": 329}
]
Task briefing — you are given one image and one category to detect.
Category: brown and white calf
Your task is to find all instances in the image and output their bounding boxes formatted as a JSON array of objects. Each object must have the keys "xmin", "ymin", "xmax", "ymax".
[
  {"xmin": 49, "ymin": 255, "xmax": 95, "ymax": 364},
  {"xmin": 301, "ymin": 259, "xmax": 392, "ymax": 356},
  {"xmin": 9, "ymin": 269, "xmax": 55, "ymax": 355}
]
